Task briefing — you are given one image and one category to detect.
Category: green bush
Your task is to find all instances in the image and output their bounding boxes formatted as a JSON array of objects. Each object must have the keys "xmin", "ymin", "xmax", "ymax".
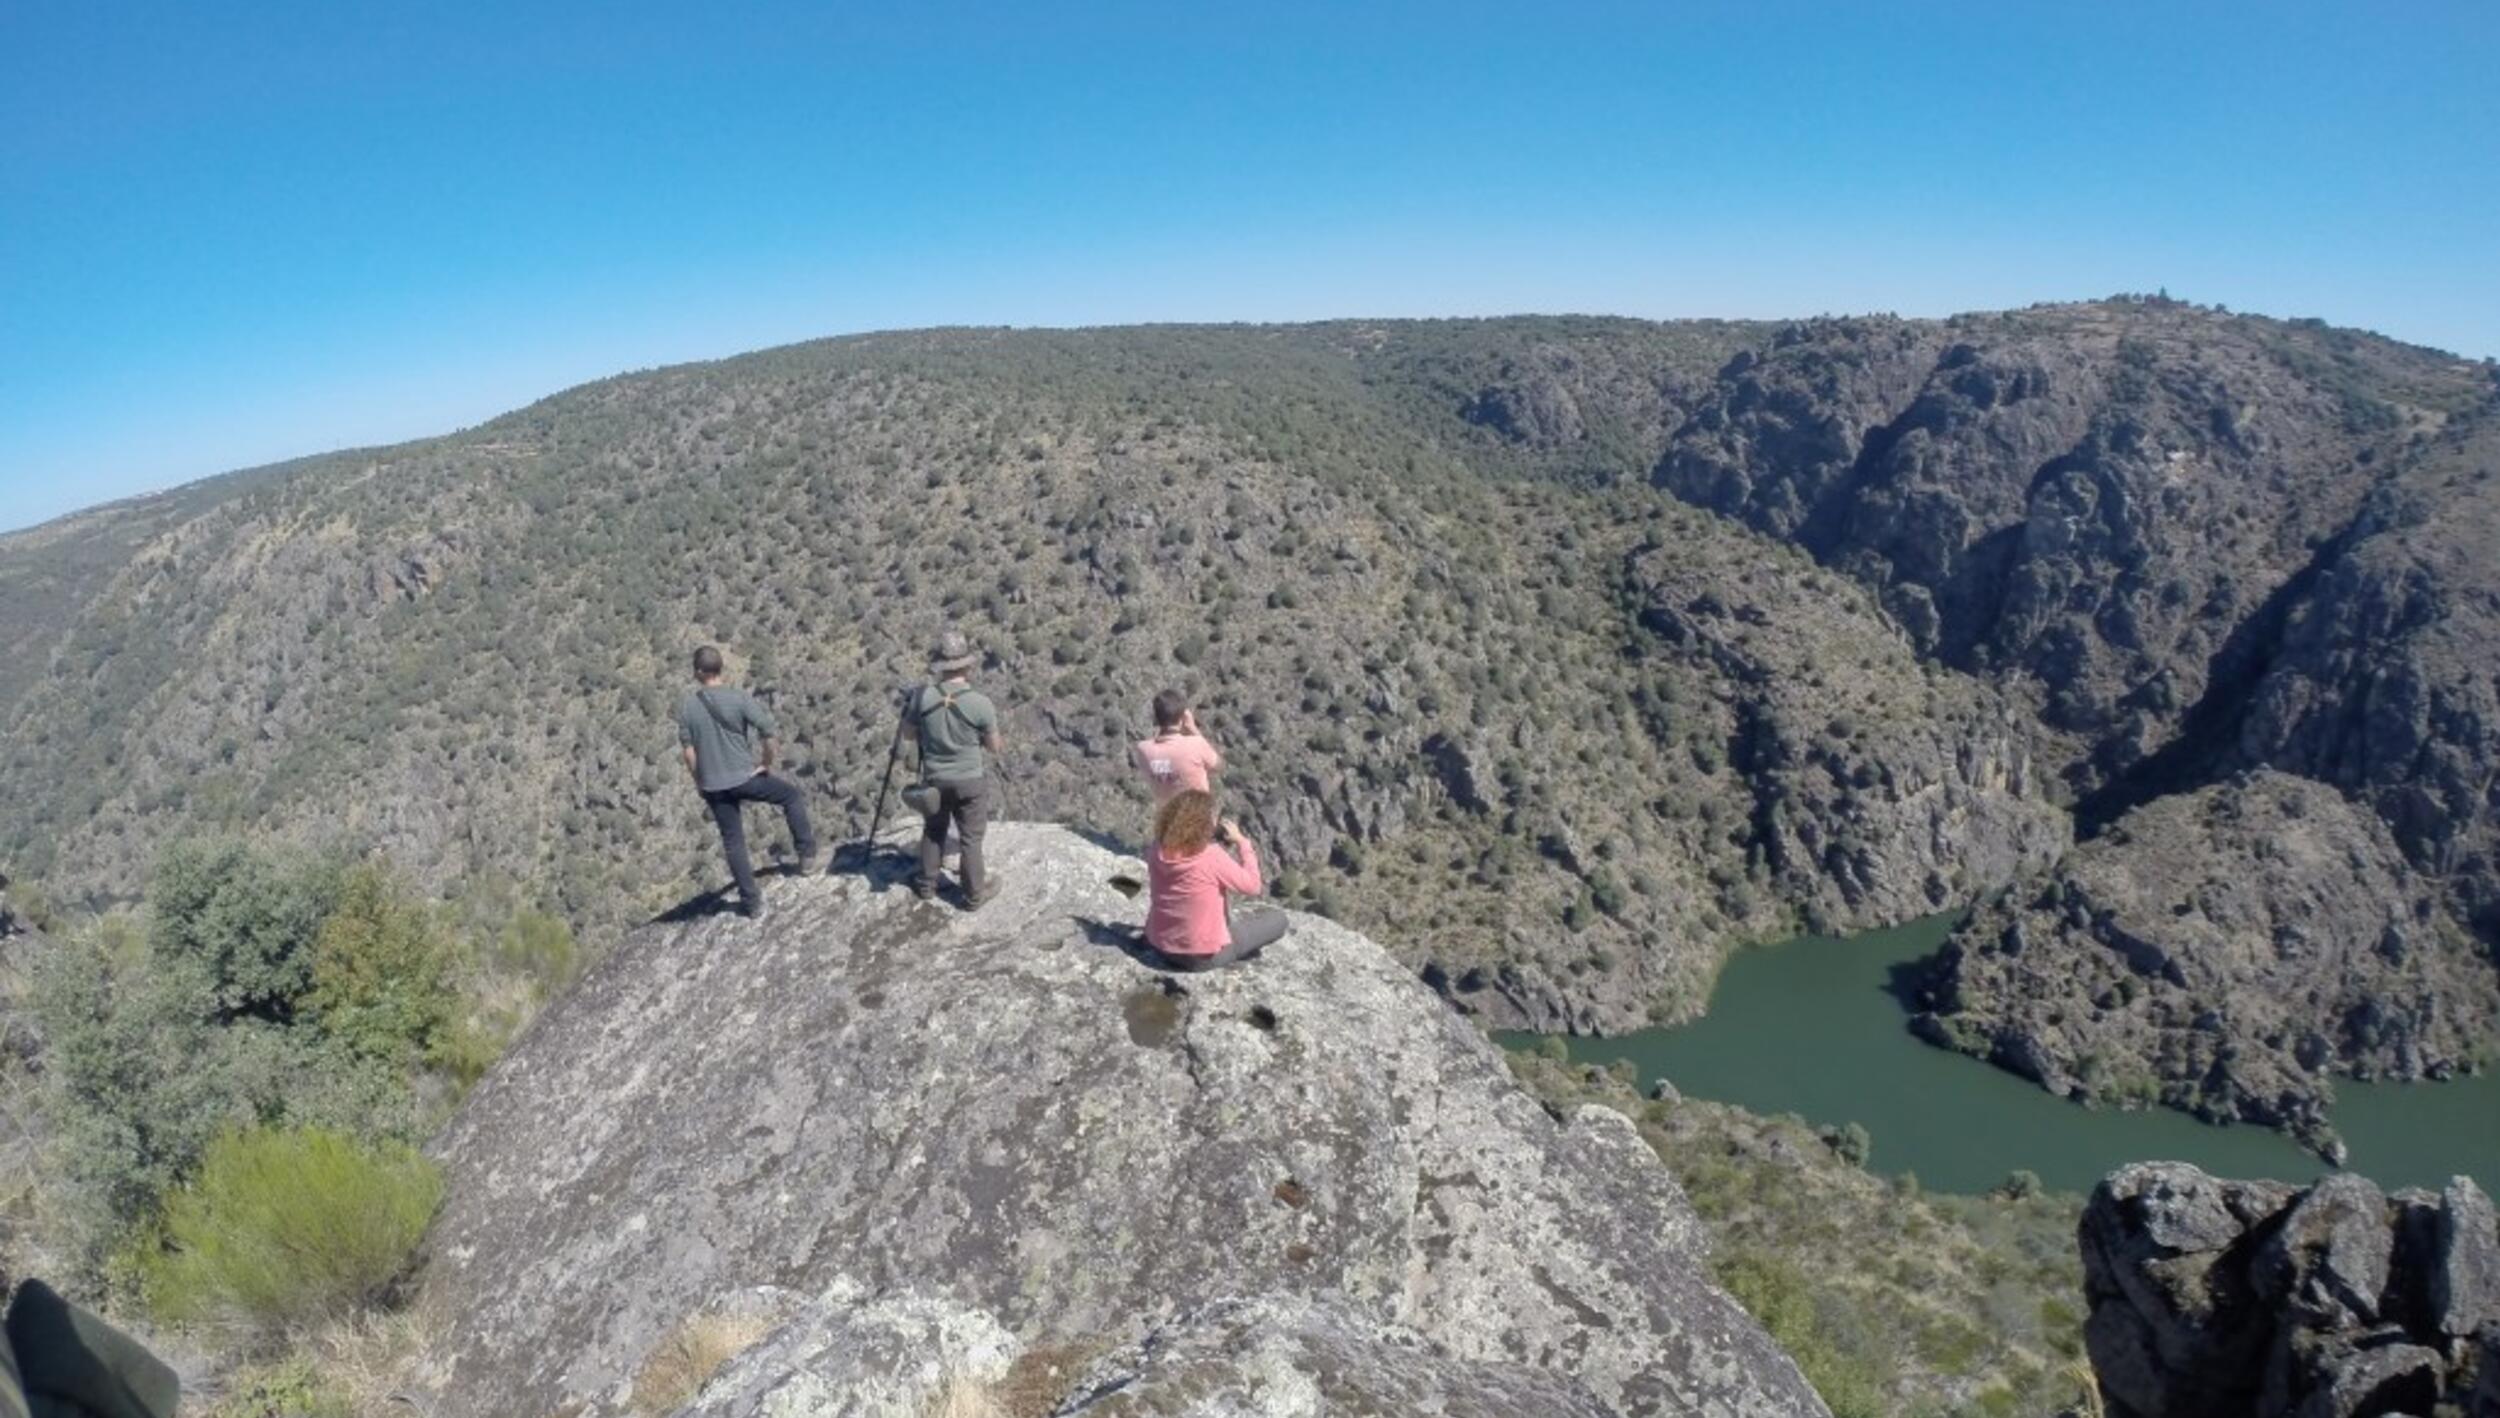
[
  {"xmin": 1822, "ymin": 1121, "xmax": 1872, "ymax": 1168},
  {"xmin": 307, "ymin": 867, "xmax": 459, "ymax": 1070},
  {"xmin": 132, "ymin": 1125, "xmax": 442, "ymax": 1332},
  {"xmin": 150, "ymin": 839, "xmax": 343, "ymax": 1023},
  {"xmin": 1714, "ymin": 1251, "xmax": 1891, "ymax": 1418},
  {"xmin": 34, "ymin": 926, "xmax": 236, "ymax": 1243}
]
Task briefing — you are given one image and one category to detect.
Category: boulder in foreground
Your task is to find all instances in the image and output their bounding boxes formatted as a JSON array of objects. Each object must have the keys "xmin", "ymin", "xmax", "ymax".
[
  {"xmin": 421, "ymin": 823, "xmax": 1824, "ymax": 1417},
  {"xmin": 2080, "ymin": 1159, "xmax": 2500, "ymax": 1416}
]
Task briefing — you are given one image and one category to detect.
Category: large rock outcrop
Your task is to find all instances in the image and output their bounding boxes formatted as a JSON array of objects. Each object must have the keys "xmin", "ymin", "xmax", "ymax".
[
  {"xmin": 1915, "ymin": 772, "xmax": 2500, "ymax": 1156},
  {"xmin": 2237, "ymin": 418, "xmax": 2500, "ymax": 946},
  {"xmin": 680, "ymin": 1285, "xmax": 1618, "ymax": 1418},
  {"xmin": 420, "ymin": 823, "xmax": 1825, "ymax": 1418},
  {"xmin": 2080, "ymin": 1161, "xmax": 2500, "ymax": 1417}
]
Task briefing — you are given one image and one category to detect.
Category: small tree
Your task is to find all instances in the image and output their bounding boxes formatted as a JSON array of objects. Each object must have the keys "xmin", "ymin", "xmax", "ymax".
[
  {"xmin": 308, "ymin": 866, "xmax": 461, "ymax": 1071},
  {"xmin": 150, "ymin": 839, "xmax": 342, "ymax": 1023},
  {"xmin": 1823, "ymin": 1121, "xmax": 1873, "ymax": 1169}
]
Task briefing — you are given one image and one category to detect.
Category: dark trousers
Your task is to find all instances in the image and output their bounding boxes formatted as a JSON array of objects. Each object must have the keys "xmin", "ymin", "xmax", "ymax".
[
  {"xmin": 702, "ymin": 772, "xmax": 815, "ymax": 913},
  {"xmin": 1157, "ymin": 907, "xmax": 1289, "ymax": 972},
  {"xmin": 917, "ymin": 777, "xmax": 992, "ymax": 899}
]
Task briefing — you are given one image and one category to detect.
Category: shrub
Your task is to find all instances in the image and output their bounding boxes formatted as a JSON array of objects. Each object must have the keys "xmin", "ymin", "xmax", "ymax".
[
  {"xmin": 1713, "ymin": 1251, "xmax": 1890, "ymax": 1418},
  {"xmin": 150, "ymin": 839, "xmax": 343, "ymax": 1023},
  {"xmin": 307, "ymin": 867, "xmax": 460, "ymax": 1070},
  {"xmin": 1821, "ymin": 1121, "xmax": 1872, "ymax": 1168},
  {"xmin": 34, "ymin": 927, "xmax": 237, "ymax": 1245},
  {"xmin": 132, "ymin": 1125, "xmax": 442, "ymax": 1333}
]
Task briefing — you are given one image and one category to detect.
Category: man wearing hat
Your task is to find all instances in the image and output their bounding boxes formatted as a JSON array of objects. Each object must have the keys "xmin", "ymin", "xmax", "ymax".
[{"xmin": 905, "ymin": 631, "xmax": 1003, "ymax": 906}]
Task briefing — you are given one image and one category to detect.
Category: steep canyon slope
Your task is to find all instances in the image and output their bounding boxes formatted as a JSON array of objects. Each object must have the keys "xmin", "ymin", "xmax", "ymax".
[{"xmin": 1, "ymin": 304, "xmax": 2494, "ymax": 1099}]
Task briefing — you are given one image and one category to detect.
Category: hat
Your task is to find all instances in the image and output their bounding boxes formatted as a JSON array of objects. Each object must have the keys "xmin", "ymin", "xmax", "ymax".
[{"xmin": 930, "ymin": 632, "xmax": 979, "ymax": 674}]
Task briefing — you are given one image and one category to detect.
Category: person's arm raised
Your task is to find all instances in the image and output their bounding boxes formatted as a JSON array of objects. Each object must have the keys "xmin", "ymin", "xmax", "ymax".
[
  {"xmin": 1214, "ymin": 819, "xmax": 1264, "ymax": 895},
  {"xmin": 1184, "ymin": 708, "xmax": 1222, "ymax": 769}
]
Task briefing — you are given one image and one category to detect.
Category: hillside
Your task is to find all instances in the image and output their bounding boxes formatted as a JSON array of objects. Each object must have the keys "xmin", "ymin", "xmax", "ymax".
[{"xmin": 2, "ymin": 304, "xmax": 2495, "ymax": 1112}]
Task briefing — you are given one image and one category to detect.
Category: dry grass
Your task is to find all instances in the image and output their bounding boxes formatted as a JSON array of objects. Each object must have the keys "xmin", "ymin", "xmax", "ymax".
[
  {"xmin": 628, "ymin": 1310, "xmax": 776, "ymax": 1415},
  {"xmin": 2065, "ymin": 1359, "xmax": 2108, "ymax": 1418},
  {"xmin": 312, "ymin": 1309, "xmax": 434, "ymax": 1413},
  {"xmin": 918, "ymin": 1340, "xmax": 1107, "ymax": 1418},
  {"xmin": 203, "ymin": 1308, "xmax": 437, "ymax": 1418},
  {"xmin": 921, "ymin": 1373, "xmax": 1005, "ymax": 1418}
]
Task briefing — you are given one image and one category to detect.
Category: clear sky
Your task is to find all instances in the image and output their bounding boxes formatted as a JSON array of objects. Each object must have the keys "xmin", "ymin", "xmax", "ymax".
[{"xmin": 4, "ymin": 1, "xmax": 2494, "ymax": 531}]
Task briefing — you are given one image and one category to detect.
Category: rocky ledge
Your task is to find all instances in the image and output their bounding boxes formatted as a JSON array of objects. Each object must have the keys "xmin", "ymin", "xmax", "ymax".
[
  {"xmin": 418, "ymin": 822, "xmax": 1824, "ymax": 1417},
  {"xmin": 1914, "ymin": 771, "xmax": 2500, "ymax": 1157},
  {"xmin": 2081, "ymin": 1161, "xmax": 2500, "ymax": 1417}
]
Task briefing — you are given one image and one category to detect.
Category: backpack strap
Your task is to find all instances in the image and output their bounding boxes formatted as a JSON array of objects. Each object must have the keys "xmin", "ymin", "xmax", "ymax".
[
  {"xmin": 918, "ymin": 684, "xmax": 974, "ymax": 731},
  {"xmin": 697, "ymin": 688, "xmax": 746, "ymax": 739}
]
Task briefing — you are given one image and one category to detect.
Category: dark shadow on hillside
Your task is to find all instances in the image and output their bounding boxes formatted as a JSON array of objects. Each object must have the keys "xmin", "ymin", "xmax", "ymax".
[{"xmin": 2073, "ymin": 521, "xmax": 2351, "ymax": 836}]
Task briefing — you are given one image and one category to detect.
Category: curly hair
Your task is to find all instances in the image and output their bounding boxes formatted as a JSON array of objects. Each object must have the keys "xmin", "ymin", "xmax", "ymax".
[{"xmin": 1152, "ymin": 789, "xmax": 1218, "ymax": 856}]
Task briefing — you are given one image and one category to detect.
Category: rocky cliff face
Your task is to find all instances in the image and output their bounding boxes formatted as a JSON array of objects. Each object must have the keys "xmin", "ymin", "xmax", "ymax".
[
  {"xmin": 1622, "ymin": 536, "xmax": 2068, "ymax": 936},
  {"xmin": 2080, "ymin": 1161, "xmax": 2500, "ymax": 1417},
  {"xmin": 1655, "ymin": 306, "xmax": 2482, "ymax": 791},
  {"xmin": 419, "ymin": 823, "xmax": 1826, "ymax": 1418},
  {"xmin": 1913, "ymin": 771, "xmax": 2500, "ymax": 1155},
  {"xmin": 2236, "ymin": 420, "xmax": 2500, "ymax": 948},
  {"xmin": 1654, "ymin": 304, "xmax": 2500, "ymax": 1135}
]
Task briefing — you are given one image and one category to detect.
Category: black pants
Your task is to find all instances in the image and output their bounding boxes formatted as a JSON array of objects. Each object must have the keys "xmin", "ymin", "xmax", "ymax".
[
  {"xmin": 917, "ymin": 777, "xmax": 992, "ymax": 899},
  {"xmin": 1156, "ymin": 907, "xmax": 1288, "ymax": 972},
  {"xmin": 702, "ymin": 772, "xmax": 815, "ymax": 913}
]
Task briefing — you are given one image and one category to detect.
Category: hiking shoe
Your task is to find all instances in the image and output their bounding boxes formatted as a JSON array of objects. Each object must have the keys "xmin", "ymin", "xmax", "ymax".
[
  {"xmin": 912, "ymin": 882, "xmax": 938, "ymax": 903},
  {"xmin": 964, "ymin": 876, "xmax": 1001, "ymax": 909},
  {"xmin": 793, "ymin": 846, "xmax": 822, "ymax": 876},
  {"xmin": 740, "ymin": 898, "xmax": 770, "ymax": 922}
]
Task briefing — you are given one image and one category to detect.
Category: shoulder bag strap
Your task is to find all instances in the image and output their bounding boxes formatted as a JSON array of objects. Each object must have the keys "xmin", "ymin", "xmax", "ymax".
[{"xmin": 697, "ymin": 688, "xmax": 746, "ymax": 739}]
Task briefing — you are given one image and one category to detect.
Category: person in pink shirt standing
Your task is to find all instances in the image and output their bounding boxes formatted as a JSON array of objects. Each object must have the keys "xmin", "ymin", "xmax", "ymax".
[
  {"xmin": 1133, "ymin": 690, "xmax": 1222, "ymax": 805},
  {"xmin": 1143, "ymin": 788, "xmax": 1286, "ymax": 971}
]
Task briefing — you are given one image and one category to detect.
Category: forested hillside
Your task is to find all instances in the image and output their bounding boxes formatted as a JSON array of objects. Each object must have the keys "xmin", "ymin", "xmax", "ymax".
[{"xmin": 3, "ymin": 303, "xmax": 2493, "ymax": 1069}]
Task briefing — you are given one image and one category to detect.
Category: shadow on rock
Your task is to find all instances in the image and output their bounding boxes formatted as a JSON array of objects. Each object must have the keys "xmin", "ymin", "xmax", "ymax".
[{"xmin": 1074, "ymin": 914, "xmax": 1169, "ymax": 972}]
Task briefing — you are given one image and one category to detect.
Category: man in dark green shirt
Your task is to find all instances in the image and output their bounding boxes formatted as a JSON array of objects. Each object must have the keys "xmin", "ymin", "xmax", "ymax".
[
  {"xmin": 678, "ymin": 645, "xmax": 816, "ymax": 919},
  {"xmin": 906, "ymin": 631, "xmax": 1003, "ymax": 906}
]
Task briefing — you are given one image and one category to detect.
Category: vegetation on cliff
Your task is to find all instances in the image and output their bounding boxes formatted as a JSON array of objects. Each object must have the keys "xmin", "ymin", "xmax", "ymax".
[{"xmin": 1508, "ymin": 1046, "xmax": 2092, "ymax": 1418}]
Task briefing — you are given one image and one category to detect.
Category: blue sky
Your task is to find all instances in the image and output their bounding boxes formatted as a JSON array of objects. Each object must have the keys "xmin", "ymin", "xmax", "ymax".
[{"xmin": 3, "ymin": 1, "xmax": 2494, "ymax": 531}]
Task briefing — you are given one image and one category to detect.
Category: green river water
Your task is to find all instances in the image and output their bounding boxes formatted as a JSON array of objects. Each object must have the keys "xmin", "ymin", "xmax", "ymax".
[{"xmin": 1501, "ymin": 913, "xmax": 2500, "ymax": 1195}]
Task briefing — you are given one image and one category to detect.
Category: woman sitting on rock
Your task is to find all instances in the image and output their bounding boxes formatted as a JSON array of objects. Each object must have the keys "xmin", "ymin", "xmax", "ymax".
[{"xmin": 1144, "ymin": 789, "xmax": 1286, "ymax": 971}]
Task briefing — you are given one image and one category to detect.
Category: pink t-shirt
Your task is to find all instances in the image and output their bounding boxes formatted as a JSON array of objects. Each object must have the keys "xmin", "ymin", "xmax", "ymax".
[
  {"xmin": 1145, "ymin": 838, "xmax": 1263, "ymax": 957},
  {"xmin": 1133, "ymin": 732, "xmax": 1221, "ymax": 802}
]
